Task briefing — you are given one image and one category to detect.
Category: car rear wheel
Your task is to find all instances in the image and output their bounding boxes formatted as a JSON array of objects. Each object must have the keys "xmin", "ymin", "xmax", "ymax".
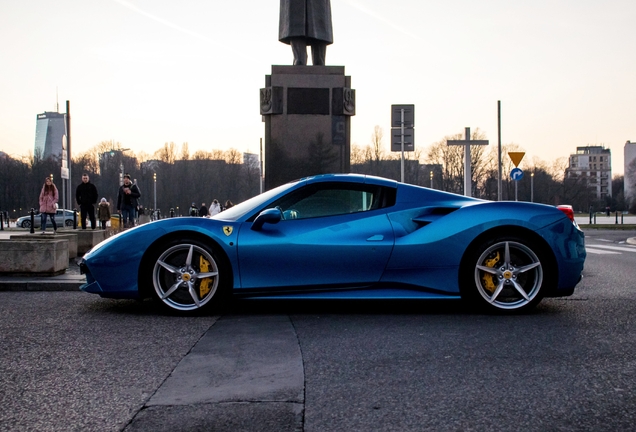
[
  {"xmin": 463, "ymin": 237, "xmax": 549, "ymax": 313},
  {"xmin": 65, "ymin": 219, "xmax": 73, "ymax": 227},
  {"xmin": 21, "ymin": 220, "xmax": 31, "ymax": 228},
  {"xmin": 149, "ymin": 238, "xmax": 227, "ymax": 314}
]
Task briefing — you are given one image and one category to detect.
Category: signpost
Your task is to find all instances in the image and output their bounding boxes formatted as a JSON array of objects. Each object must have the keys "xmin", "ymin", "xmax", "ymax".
[
  {"xmin": 391, "ymin": 105, "xmax": 415, "ymax": 182},
  {"xmin": 508, "ymin": 151, "xmax": 525, "ymax": 201},
  {"xmin": 447, "ymin": 127, "xmax": 489, "ymax": 197}
]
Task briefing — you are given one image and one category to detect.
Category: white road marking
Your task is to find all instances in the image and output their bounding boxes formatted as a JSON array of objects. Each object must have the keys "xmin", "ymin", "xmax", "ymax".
[
  {"xmin": 586, "ymin": 244, "xmax": 636, "ymax": 253},
  {"xmin": 585, "ymin": 248, "xmax": 621, "ymax": 255}
]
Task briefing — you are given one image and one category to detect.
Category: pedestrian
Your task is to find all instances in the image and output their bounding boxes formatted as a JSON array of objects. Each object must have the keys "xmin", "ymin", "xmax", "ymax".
[
  {"xmin": 209, "ymin": 199, "xmax": 221, "ymax": 216},
  {"xmin": 39, "ymin": 176, "xmax": 59, "ymax": 234},
  {"xmin": 199, "ymin": 202, "xmax": 208, "ymax": 217},
  {"xmin": 224, "ymin": 200, "xmax": 234, "ymax": 210},
  {"xmin": 76, "ymin": 173, "xmax": 98, "ymax": 230},
  {"xmin": 117, "ymin": 174, "xmax": 141, "ymax": 228},
  {"xmin": 97, "ymin": 198, "xmax": 111, "ymax": 230},
  {"xmin": 189, "ymin": 202, "xmax": 199, "ymax": 217}
]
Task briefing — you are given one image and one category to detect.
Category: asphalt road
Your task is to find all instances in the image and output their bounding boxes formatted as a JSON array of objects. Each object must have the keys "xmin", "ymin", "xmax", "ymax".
[{"xmin": 1, "ymin": 229, "xmax": 635, "ymax": 432}]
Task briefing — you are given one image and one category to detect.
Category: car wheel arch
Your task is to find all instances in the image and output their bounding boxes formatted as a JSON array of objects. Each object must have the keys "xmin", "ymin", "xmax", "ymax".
[
  {"xmin": 458, "ymin": 225, "xmax": 559, "ymax": 311},
  {"xmin": 137, "ymin": 230, "xmax": 233, "ymax": 300}
]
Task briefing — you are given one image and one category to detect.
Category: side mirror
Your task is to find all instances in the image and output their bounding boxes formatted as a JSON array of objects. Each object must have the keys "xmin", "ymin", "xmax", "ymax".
[{"xmin": 251, "ymin": 208, "xmax": 282, "ymax": 231}]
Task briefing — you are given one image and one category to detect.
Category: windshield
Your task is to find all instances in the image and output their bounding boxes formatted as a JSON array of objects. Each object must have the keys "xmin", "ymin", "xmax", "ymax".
[{"xmin": 211, "ymin": 180, "xmax": 301, "ymax": 221}]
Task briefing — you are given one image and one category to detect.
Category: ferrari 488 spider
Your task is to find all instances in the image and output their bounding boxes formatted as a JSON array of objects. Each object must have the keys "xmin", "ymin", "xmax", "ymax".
[{"xmin": 79, "ymin": 174, "xmax": 585, "ymax": 314}]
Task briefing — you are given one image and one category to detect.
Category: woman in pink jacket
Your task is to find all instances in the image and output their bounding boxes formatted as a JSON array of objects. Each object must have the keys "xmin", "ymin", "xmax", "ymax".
[{"xmin": 39, "ymin": 176, "xmax": 59, "ymax": 234}]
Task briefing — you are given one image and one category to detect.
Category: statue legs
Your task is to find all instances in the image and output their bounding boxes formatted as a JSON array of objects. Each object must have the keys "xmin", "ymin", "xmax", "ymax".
[
  {"xmin": 311, "ymin": 42, "xmax": 326, "ymax": 66},
  {"xmin": 290, "ymin": 38, "xmax": 308, "ymax": 65},
  {"xmin": 290, "ymin": 38, "xmax": 327, "ymax": 66}
]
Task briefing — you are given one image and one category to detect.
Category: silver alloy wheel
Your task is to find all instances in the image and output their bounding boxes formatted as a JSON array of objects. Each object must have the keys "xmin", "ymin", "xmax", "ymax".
[
  {"xmin": 22, "ymin": 220, "xmax": 31, "ymax": 228},
  {"xmin": 65, "ymin": 219, "xmax": 73, "ymax": 226},
  {"xmin": 152, "ymin": 243, "xmax": 220, "ymax": 311},
  {"xmin": 474, "ymin": 241, "xmax": 543, "ymax": 310}
]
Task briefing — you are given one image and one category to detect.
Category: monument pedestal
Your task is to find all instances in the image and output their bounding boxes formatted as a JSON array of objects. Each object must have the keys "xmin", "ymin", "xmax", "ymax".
[{"xmin": 260, "ymin": 66, "xmax": 355, "ymax": 190}]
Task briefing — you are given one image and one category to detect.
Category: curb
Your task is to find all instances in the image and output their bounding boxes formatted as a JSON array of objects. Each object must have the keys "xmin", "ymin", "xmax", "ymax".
[
  {"xmin": 0, "ymin": 278, "xmax": 84, "ymax": 292},
  {"xmin": 0, "ymin": 258, "xmax": 85, "ymax": 292}
]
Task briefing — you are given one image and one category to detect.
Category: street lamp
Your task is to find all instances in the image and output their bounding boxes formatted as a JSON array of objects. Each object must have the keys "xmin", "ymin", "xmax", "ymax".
[
  {"xmin": 531, "ymin": 172, "xmax": 534, "ymax": 203},
  {"xmin": 153, "ymin": 172, "xmax": 157, "ymax": 219}
]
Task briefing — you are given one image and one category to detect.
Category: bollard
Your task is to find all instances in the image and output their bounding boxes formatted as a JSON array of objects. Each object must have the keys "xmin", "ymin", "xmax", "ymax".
[
  {"xmin": 615, "ymin": 211, "xmax": 618, "ymax": 224},
  {"xmin": 621, "ymin": 213, "xmax": 624, "ymax": 224},
  {"xmin": 30, "ymin": 208, "xmax": 35, "ymax": 234},
  {"xmin": 594, "ymin": 213, "xmax": 596, "ymax": 224},
  {"xmin": 589, "ymin": 211, "xmax": 593, "ymax": 224},
  {"xmin": 73, "ymin": 208, "xmax": 78, "ymax": 229},
  {"xmin": 119, "ymin": 213, "xmax": 123, "ymax": 231},
  {"xmin": 170, "ymin": 208, "xmax": 174, "ymax": 218},
  {"xmin": 0, "ymin": 211, "xmax": 3, "ymax": 231}
]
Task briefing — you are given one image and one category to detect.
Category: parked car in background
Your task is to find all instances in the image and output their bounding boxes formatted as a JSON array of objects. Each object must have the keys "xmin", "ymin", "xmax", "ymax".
[{"xmin": 17, "ymin": 209, "xmax": 77, "ymax": 229}]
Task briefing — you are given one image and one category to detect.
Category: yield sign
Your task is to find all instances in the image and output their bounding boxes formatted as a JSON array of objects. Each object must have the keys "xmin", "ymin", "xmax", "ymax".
[{"xmin": 508, "ymin": 152, "xmax": 525, "ymax": 167}]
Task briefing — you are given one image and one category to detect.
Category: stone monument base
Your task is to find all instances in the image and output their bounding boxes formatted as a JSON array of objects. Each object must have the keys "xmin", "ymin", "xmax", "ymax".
[{"xmin": 261, "ymin": 66, "xmax": 354, "ymax": 190}]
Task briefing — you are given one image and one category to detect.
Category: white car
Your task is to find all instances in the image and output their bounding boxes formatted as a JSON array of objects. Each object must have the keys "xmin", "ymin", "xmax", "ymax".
[{"xmin": 17, "ymin": 209, "xmax": 77, "ymax": 229}]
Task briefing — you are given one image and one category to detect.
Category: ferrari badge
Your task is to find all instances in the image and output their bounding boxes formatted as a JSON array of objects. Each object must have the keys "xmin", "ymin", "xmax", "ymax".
[{"xmin": 223, "ymin": 226, "xmax": 233, "ymax": 236}]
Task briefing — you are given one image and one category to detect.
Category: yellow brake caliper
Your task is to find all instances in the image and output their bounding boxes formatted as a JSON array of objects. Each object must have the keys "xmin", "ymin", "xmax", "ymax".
[
  {"xmin": 199, "ymin": 256, "xmax": 212, "ymax": 298},
  {"xmin": 481, "ymin": 251, "xmax": 500, "ymax": 293}
]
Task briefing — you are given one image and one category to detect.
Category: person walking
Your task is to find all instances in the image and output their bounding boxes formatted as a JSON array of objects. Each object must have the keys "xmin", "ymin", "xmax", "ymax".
[
  {"xmin": 117, "ymin": 174, "xmax": 141, "ymax": 228},
  {"xmin": 76, "ymin": 173, "xmax": 98, "ymax": 229},
  {"xmin": 209, "ymin": 199, "xmax": 221, "ymax": 216},
  {"xmin": 97, "ymin": 198, "xmax": 111, "ymax": 230},
  {"xmin": 199, "ymin": 202, "xmax": 208, "ymax": 217},
  {"xmin": 39, "ymin": 176, "xmax": 59, "ymax": 234}
]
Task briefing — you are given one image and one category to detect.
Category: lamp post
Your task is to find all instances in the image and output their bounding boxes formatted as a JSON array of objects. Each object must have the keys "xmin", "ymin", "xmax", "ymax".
[
  {"xmin": 429, "ymin": 171, "xmax": 433, "ymax": 189},
  {"xmin": 153, "ymin": 172, "xmax": 157, "ymax": 219},
  {"xmin": 531, "ymin": 172, "xmax": 534, "ymax": 203}
]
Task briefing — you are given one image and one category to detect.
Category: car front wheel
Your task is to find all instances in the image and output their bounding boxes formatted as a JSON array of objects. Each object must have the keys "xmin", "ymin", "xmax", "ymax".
[
  {"xmin": 463, "ymin": 237, "xmax": 550, "ymax": 313},
  {"xmin": 150, "ymin": 239, "xmax": 227, "ymax": 314},
  {"xmin": 21, "ymin": 220, "xmax": 31, "ymax": 228},
  {"xmin": 65, "ymin": 219, "xmax": 73, "ymax": 227}
]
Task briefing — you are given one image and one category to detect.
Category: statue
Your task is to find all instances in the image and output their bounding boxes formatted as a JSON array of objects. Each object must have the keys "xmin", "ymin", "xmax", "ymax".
[{"xmin": 279, "ymin": 0, "xmax": 333, "ymax": 66}]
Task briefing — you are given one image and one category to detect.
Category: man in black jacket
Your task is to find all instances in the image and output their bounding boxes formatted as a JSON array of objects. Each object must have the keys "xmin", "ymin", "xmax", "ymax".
[{"xmin": 75, "ymin": 173, "xmax": 98, "ymax": 229}]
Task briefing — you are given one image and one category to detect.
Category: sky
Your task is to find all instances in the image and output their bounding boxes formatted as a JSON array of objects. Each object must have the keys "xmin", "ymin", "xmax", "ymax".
[{"xmin": 1, "ymin": 0, "xmax": 634, "ymax": 174}]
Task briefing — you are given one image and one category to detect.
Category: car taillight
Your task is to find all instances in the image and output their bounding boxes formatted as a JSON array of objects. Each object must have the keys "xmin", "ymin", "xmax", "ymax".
[{"xmin": 557, "ymin": 205, "xmax": 575, "ymax": 222}]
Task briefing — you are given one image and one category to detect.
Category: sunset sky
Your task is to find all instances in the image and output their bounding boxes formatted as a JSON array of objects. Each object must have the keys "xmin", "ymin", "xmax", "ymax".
[{"xmin": 1, "ymin": 0, "xmax": 634, "ymax": 174}]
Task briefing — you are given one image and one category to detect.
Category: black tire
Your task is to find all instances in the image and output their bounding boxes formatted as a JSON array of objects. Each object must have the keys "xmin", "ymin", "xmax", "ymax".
[
  {"xmin": 460, "ymin": 236, "xmax": 551, "ymax": 313},
  {"xmin": 145, "ymin": 237, "xmax": 229, "ymax": 315},
  {"xmin": 65, "ymin": 219, "xmax": 73, "ymax": 227},
  {"xmin": 21, "ymin": 220, "xmax": 31, "ymax": 228}
]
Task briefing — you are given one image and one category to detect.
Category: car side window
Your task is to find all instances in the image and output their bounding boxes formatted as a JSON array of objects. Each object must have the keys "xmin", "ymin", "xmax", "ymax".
[{"xmin": 271, "ymin": 182, "xmax": 395, "ymax": 220}]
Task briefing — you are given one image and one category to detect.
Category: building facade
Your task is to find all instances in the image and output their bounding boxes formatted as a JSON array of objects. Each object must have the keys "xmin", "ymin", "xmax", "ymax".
[
  {"xmin": 624, "ymin": 141, "xmax": 636, "ymax": 204},
  {"xmin": 34, "ymin": 111, "xmax": 66, "ymax": 161},
  {"xmin": 566, "ymin": 145, "xmax": 612, "ymax": 200}
]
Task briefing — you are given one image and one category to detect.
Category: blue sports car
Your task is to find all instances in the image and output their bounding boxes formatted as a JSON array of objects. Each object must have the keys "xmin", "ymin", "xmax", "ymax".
[{"xmin": 79, "ymin": 174, "xmax": 586, "ymax": 315}]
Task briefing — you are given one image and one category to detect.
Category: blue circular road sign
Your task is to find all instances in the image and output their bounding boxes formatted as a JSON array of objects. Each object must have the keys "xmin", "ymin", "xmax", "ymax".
[{"xmin": 511, "ymin": 168, "xmax": 524, "ymax": 181}]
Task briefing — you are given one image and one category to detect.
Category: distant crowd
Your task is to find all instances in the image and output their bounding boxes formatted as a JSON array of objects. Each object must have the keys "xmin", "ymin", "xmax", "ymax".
[
  {"xmin": 187, "ymin": 199, "xmax": 234, "ymax": 217},
  {"xmin": 35, "ymin": 172, "xmax": 235, "ymax": 233}
]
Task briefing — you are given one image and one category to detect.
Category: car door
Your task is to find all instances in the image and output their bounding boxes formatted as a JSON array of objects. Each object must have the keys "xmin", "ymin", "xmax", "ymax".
[
  {"xmin": 236, "ymin": 182, "xmax": 396, "ymax": 290},
  {"xmin": 54, "ymin": 210, "xmax": 64, "ymax": 226}
]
